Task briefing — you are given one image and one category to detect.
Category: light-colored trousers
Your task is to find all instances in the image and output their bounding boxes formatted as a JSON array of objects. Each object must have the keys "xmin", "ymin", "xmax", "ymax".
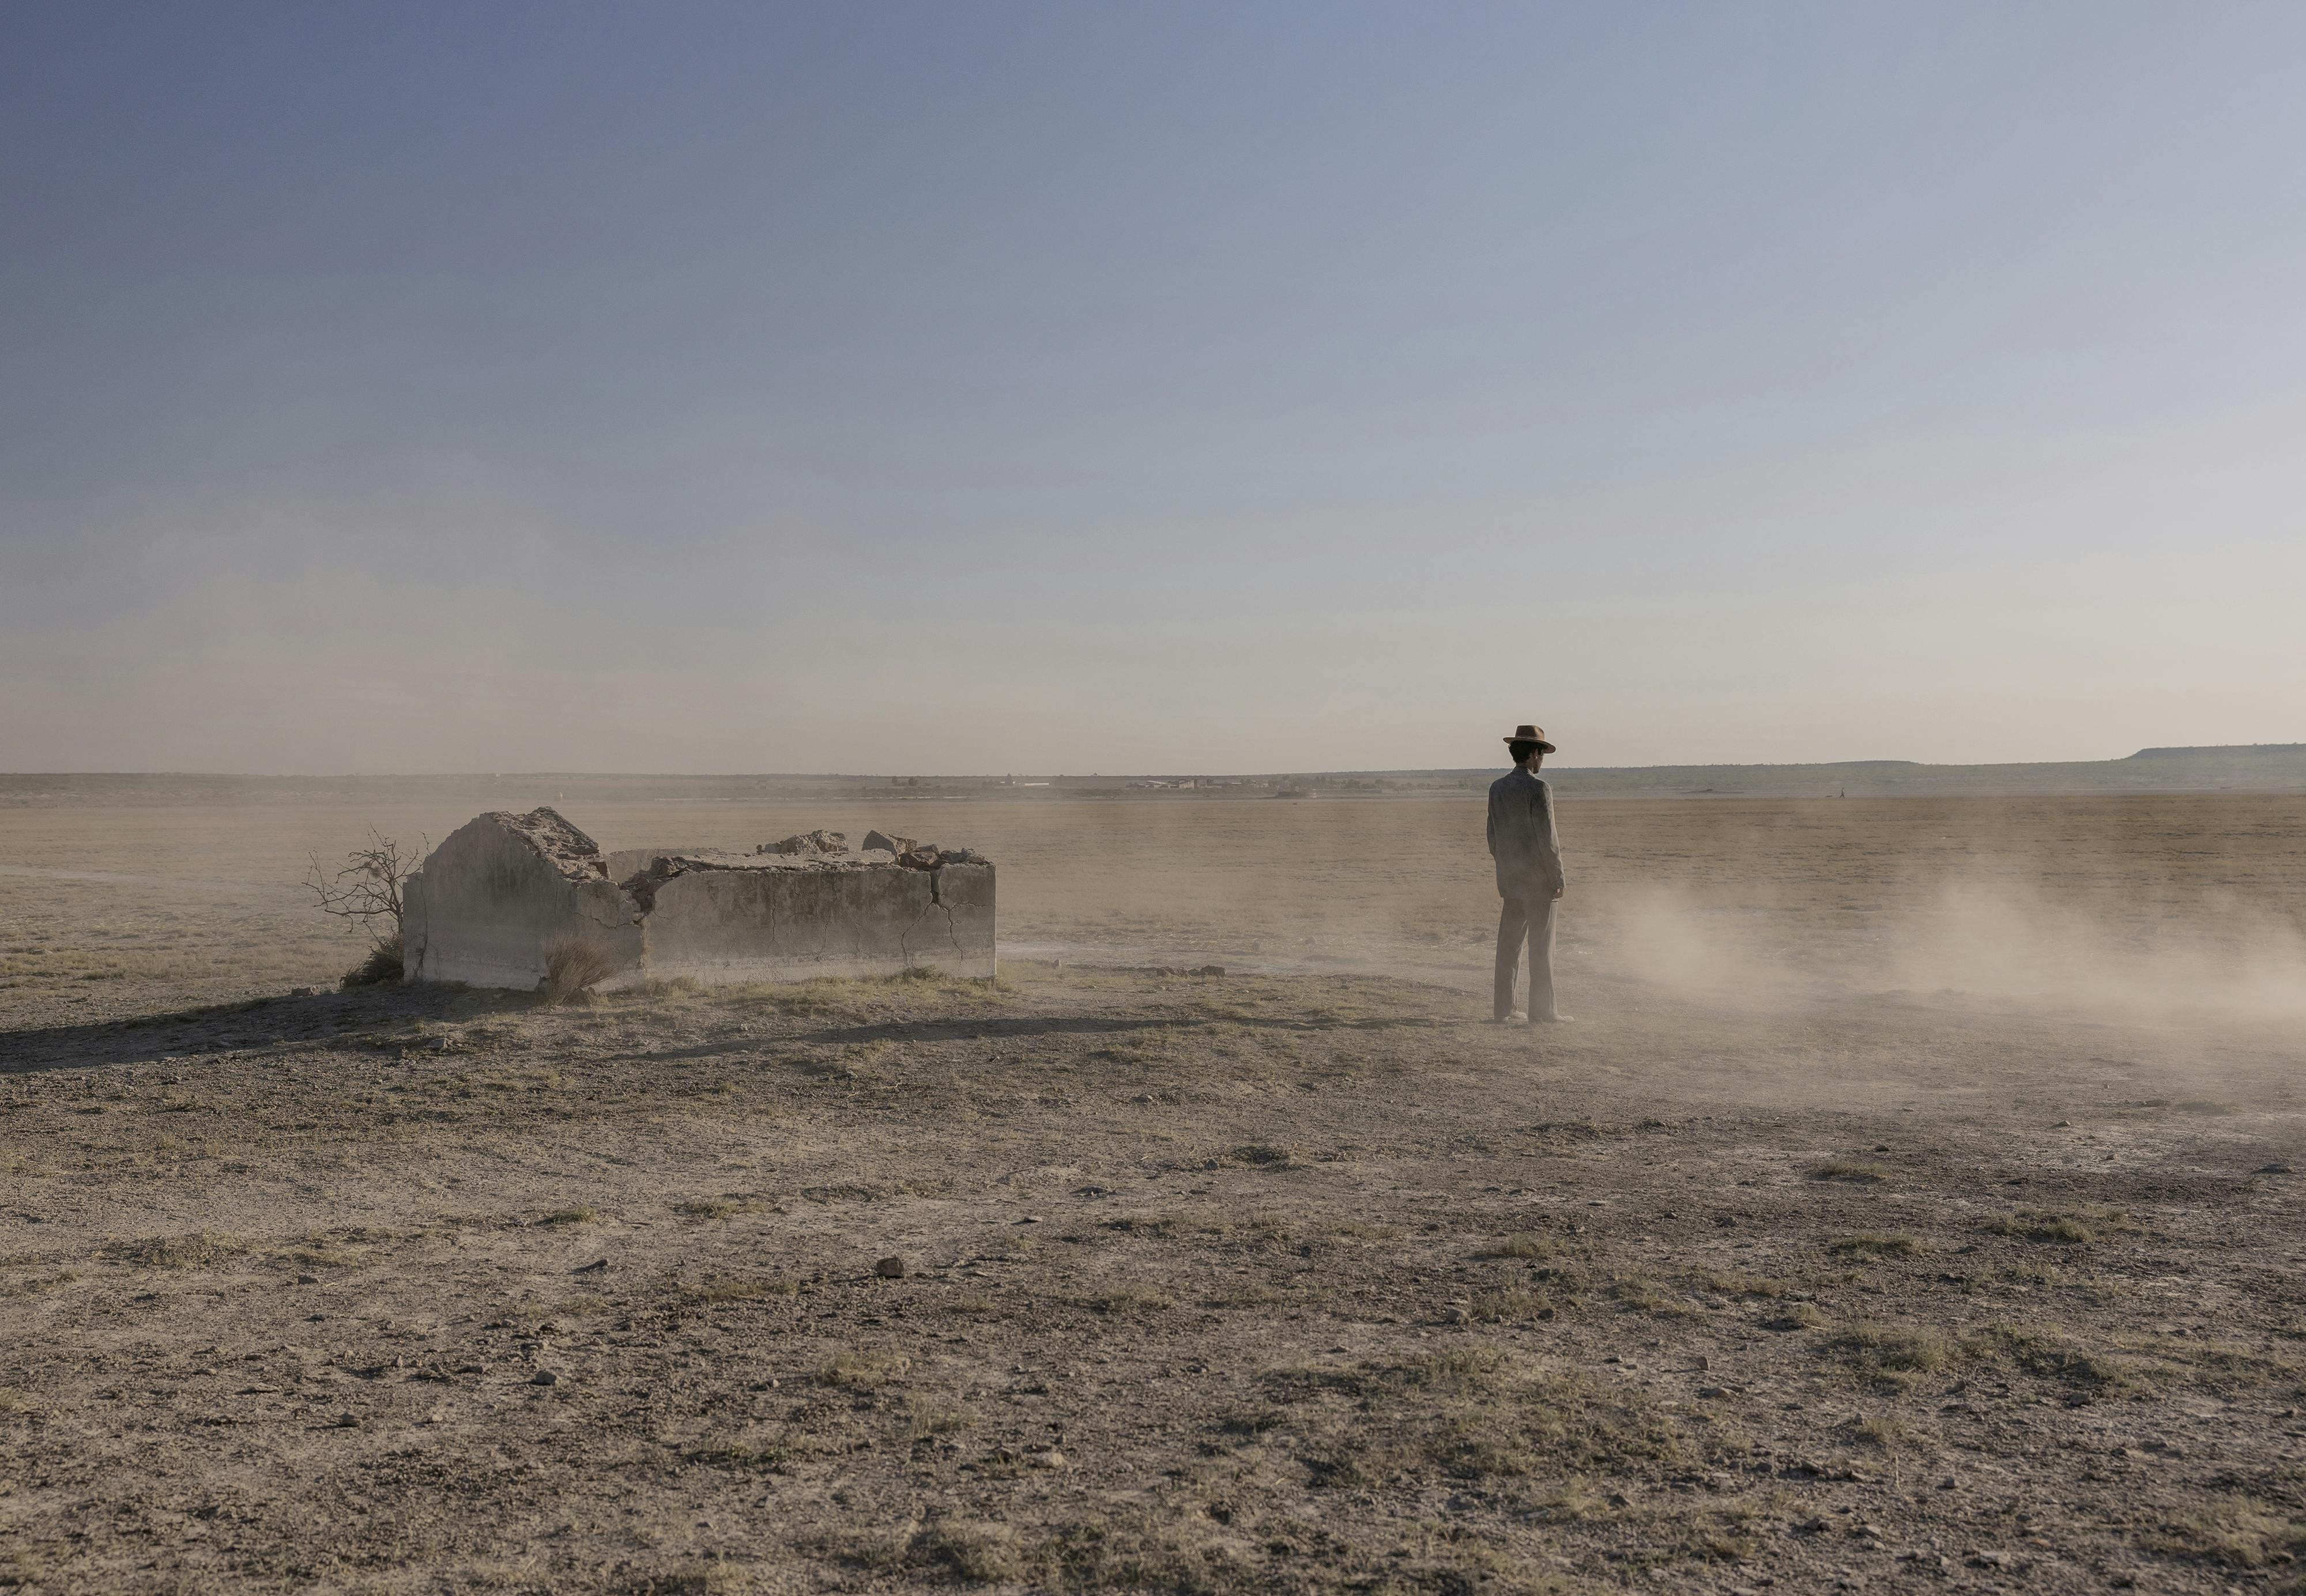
[{"xmin": 1494, "ymin": 893, "xmax": 1557, "ymax": 1020}]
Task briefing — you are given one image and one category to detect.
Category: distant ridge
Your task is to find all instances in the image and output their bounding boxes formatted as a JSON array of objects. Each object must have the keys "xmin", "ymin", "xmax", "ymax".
[{"xmin": 2127, "ymin": 742, "xmax": 2306, "ymax": 759}]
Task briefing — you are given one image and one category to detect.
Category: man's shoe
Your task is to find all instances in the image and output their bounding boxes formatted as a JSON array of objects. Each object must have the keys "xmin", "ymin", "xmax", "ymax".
[
  {"xmin": 1529, "ymin": 1013, "xmax": 1575, "ymax": 1024},
  {"xmin": 1487, "ymin": 1013, "xmax": 1523, "ymax": 1025}
]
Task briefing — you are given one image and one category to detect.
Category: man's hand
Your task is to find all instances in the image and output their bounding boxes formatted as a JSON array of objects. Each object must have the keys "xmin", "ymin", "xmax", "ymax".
[{"xmin": 1550, "ymin": 881, "xmax": 1565, "ymax": 901}]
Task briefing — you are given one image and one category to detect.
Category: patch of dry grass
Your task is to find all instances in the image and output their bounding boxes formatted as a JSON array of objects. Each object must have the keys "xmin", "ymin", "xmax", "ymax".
[
  {"xmin": 540, "ymin": 937, "xmax": 616, "ymax": 1002},
  {"xmin": 1468, "ymin": 1287, "xmax": 1551, "ymax": 1323},
  {"xmin": 1829, "ymin": 1319, "xmax": 1954, "ymax": 1378},
  {"xmin": 1474, "ymin": 1232, "xmax": 1556, "ymax": 1261},
  {"xmin": 98, "ymin": 1232, "xmax": 241, "ymax": 1269},
  {"xmin": 1830, "ymin": 1232, "xmax": 1920, "ymax": 1258},
  {"xmin": 2143, "ymin": 1495, "xmax": 2306, "ymax": 1568},
  {"xmin": 1808, "ymin": 1159, "xmax": 1886, "ymax": 1184},
  {"xmin": 819, "ymin": 1349, "xmax": 911, "ymax": 1390},
  {"xmin": 692, "ymin": 1274, "xmax": 798, "ymax": 1304},
  {"xmin": 1970, "ymin": 1322, "xmax": 2137, "ymax": 1393}
]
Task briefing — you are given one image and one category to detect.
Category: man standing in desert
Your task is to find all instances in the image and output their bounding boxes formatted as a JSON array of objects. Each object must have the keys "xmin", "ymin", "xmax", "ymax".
[{"xmin": 1488, "ymin": 724, "xmax": 1568, "ymax": 1024}]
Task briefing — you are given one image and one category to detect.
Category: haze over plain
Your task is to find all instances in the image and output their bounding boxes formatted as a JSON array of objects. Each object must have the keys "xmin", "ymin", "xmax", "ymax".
[{"xmin": 3, "ymin": 3, "xmax": 2303, "ymax": 775}]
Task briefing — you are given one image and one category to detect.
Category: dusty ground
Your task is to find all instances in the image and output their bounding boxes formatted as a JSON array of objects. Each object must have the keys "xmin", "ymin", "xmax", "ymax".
[{"xmin": 2, "ymin": 795, "xmax": 2304, "ymax": 1593}]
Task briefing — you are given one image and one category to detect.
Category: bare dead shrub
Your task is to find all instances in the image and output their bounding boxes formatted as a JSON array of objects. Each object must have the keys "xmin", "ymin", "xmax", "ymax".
[
  {"xmin": 542, "ymin": 937, "xmax": 615, "ymax": 1002},
  {"xmin": 304, "ymin": 829, "xmax": 423, "ymax": 987}
]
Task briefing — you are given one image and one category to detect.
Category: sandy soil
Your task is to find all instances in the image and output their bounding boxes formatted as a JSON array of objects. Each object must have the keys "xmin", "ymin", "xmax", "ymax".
[{"xmin": 2, "ymin": 794, "xmax": 2303, "ymax": 1593}]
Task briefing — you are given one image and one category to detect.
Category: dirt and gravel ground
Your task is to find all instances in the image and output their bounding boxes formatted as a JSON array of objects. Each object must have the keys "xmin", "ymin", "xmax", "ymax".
[{"xmin": 2, "ymin": 794, "xmax": 2303, "ymax": 1593}]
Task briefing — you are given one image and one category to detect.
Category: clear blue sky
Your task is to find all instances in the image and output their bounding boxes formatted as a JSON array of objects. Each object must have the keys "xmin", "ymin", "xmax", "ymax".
[{"xmin": 5, "ymin": 2, "xmax": 2301, "ymax": 773}]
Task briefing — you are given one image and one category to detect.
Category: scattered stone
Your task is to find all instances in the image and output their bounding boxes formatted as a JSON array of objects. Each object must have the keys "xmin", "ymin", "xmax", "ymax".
[
  {"xmin": 874, "ymin": 1255, "xmax": 908, "ymax": 1279},
  {"xmin": 1028, "ymin": 1448, "xmax": 1066, "ymax": 1469},
  {"xmin": 1443, "ymin": 1306, "xmax": 1469, "ymax": 1326},
  {"xmin": 2257, "ymin": 1162, "xmax": 2293, "ymax": 1175},
  {"xmin": 295, "ymin": 1273, "xmax": 319, "ymax": 1285},
  {"xmin": 861, "ymin": 829, "xmax": 917, "ymax": 855},
  {"xmin": 571, "ymin": 1258, "xmax": 609, "ymax": 1274},
  {"xmin": 1699, "ymin": 1386, "xmax": 1728, "ymax": 1399},
  {"xmin": 528, "ymin": 1369, "xmax": 559, "ymax": 1386}
]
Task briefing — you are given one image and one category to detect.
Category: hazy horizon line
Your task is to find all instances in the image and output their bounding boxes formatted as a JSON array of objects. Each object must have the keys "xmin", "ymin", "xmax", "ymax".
[{"xmin": 9, "ymin": 741, "xmax": 2304, "ymax": 783}]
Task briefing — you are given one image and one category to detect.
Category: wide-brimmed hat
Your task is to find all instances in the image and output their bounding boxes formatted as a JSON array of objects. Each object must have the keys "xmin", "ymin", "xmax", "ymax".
[{"xmin": 1503, "ymin": 723, "xmax": 1557, "ymax": 754}]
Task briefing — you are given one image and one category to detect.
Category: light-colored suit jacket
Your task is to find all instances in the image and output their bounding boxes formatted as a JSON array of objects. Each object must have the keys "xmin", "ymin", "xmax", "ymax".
[{"xmin": 1487, "ymin": 768, "xmax": 1563, "ymax": 899}]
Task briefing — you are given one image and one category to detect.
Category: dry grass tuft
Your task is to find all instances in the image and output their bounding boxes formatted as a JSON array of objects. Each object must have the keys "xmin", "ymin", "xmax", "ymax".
[
  {"xmin": 1831, "ymin": 1232, "xmax": 1920, "ymax": 1258},
  {"xmin": 1971, "ymin": 1322, "xmax": 2135, "ymax": 1392},
  {"xmin": 1474, "ymin": 1232, "xmax": 1556, "ymax": 1261},
  {"xmin": 819, "ymin": 1349, "xmax": 911, "ymax": 1390},
  {"xmin": 1469, "ymin": 1288, "xmax": 1551, "ymax": 1322},
  {"xmin": 2143, "ymin": 1495, "xmax": 2306, "ymax": 1568},
  {"xmin": 1808, "ymin": 1159, "xmax": 1887, "ymax": 1183},
  {"xmin": 541, "ymin": 937, "xmax": 616, "ymax": 1003},
  {"xmin": 1981, "ymin": 1205, "xmax": 2134, "ymax": 1244},
  {"xmin": 341, "ymin": 934, "xmax": 404, "ymax": 988},
  {"xmin": 692, "ymin": 1274, "xmax": 798, "ymax": 1304},
  {"xmin": 99, "ymin": 1232, "xmax": 241, "ymax": 1269},
  {"xmin": 1830, "ymin": 1319, "xmax": 1953, "ymax": 1375}
]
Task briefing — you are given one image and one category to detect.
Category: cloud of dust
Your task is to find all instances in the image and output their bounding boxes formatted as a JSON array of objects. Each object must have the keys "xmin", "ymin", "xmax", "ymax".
[{"xmin": 1593, "ymin": 878, "xmax": 2306, "ymax": 1024}]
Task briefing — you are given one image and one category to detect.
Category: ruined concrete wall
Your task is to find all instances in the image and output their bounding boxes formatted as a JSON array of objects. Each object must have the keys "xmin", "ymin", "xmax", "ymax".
[
  {"xmin": 404, "ymin": 810, "xmax": 995, "ymax": 990},
  {"xmin": 402, "ymin": 810, "xmax": 643, "ymax": 990},
  {"xmin": 640, "ymin": 860, "xmax": 996, "ymax": 983}
]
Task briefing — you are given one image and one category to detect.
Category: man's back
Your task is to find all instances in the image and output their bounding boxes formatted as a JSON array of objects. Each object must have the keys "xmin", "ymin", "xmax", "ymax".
[{"xmin": 1487, "ymin": 767, "xmax": 1562, "ymax": 896}]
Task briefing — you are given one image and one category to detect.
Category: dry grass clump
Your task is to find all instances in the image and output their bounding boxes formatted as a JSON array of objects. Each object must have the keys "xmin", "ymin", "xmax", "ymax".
[
  {"xmin": 1808, "ymin": 1159, "xmax": 1887, "ymax": 1183},
  {"xmin": 1687, "ymin": 1269, "xmax": 1793, "ymax": 1299},
  {"xmin": 1981, "ymin": 1205, "xmax": 2135, "ymax": 1244},
  {"xmin": 901, "ymin": 1401, "xmax": 975, "ymax": 1442},
  {"xmin": 1258, "ymin": 1345, "xmax": 1685, "ymax": 1497},
  {"xmin": 540, "ymin": 937, "xmax": 616, "ymax": 1003},
  {"xmin": 1829, "ymin": 1319, "xmax": 1954, "ymax": 1377},
  {"xmin": 819, "ymin": 1349, "xmax": 911, "ymax": 1390},
  {"xmin": 1609, "ymin": 1273, "xmax": 1697, "ymax": 1316},
  {"xmin": 1083, "ymin": 1286, "xmax": 1173, "ymax": 1316},
  {"xmin": 692, "ymin": 1274, "xmax": 798, "ymax": 1304},
  {"xmin": 1830, "ymin": 1232, "xmax": 1920, "ymax": 1258},
  {"xmin": 685, "ymin": 1437, "xmax": 793, "ymax": 1472},
  {"xmin": 340, "ymin": 934, "xmax": 404, "ymax": 988},
  {"xmin": 2143, "ymin": 1495, "xmax": 2306, "ymax": 1568},
  {"xmin": 99, "ymin": 1232, "xmax": 241, "ymax": 1269},
  {"xmin": 1474, "ymin": 1232, "xmax": 1556, "ymax": 1261},
  {"xmin": 538, "ymin": 1205, "xmax": 595, "ymax": 1227},
  {"xmin": 1468, "ymin": 1287, "xmax": 1550, "ymax": 1322},
  {"xmin": 1970, "ymin": 1322, "xmax": 2135, "ymax": 1392}
]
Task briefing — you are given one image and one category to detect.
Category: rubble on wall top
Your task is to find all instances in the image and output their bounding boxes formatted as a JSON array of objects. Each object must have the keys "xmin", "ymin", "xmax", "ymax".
[
  {"xmin": 485, "ymin": 806, "xmax": 609, "ymax": 881},
  {"xmin": 760, "ymin": 830, "xmax": 848, "ymax": 855},
  {"xmin": 613, "ymin": 838, "xmax": 985, "ymax": 911}
]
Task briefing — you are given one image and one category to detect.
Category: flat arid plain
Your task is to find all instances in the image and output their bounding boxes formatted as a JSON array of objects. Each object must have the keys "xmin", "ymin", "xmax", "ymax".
[{"xmin": 2, "ymin": 791, "xmax": 2303, "ymax": 1595}]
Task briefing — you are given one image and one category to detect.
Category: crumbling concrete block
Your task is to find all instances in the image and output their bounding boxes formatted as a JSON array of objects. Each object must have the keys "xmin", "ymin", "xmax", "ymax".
[
  {"xmin": 760, "ymin": 830, "xmax": 847, "ymax": 855},
  {"xmin": 401, "ymin": 809, "xmax": 640, "ymax": 990},
  {"xmin": 402, "ymin": 808, "xmax": 994, "ymax": 990}
]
